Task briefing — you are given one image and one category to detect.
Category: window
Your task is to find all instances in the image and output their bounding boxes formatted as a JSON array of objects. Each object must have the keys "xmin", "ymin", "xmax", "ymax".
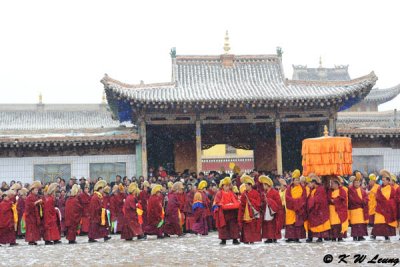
[
  {"xmin": 89, "ymin": 162, "xmax": 126, "ymax": 182},
  {"xmin": 352, "ymin": 156, "xmax": 384, "ymax": 174},
  {"xmin": 34, "ymin": 164, "xmax": 71, "ymax": 184}
]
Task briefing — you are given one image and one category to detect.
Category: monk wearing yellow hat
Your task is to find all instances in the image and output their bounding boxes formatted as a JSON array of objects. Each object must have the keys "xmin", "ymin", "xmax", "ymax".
[
  {"xmin": 0, "ymin": 190, "xmax": 18, "ymax": 246},
  {"xmin": 78, "ymin": 181, "xmax": 91, "ymax": 235},
  {"xmin": 144, "ymin": 184, "xmax": 165, "ymax": 238},
  {"xmin": 139, "ymin": 181, "xmax": 151, "ymax": 228},
  {"xmin": 25, "ymin": 181, "xmax": 43, "ymax": 245},
  {"xmin": 121, "ymin": 183, "xmax": 145, "ymax": 241},
  {"xmin": 192, "ymin": 180, "xmax": 210, "ymax": 236},
  {"xmin": 65, "ymin": 184, "xmax": 83, "ymax": 244},
  {"xmin": 348, "ymin": 172, "xmax": 369, "ymax": 241},
  {"xmin": 88, "ymin": 180, "xmax": 111, "ymax": 243},
  {"xmin": 390, "ymin": 174, "xmax": 398, "ymax": 190},
  {"xmin": 238, "ymin": 175, "xmax": 261, "ymax": 244},
  {"xmin": 371, "ymin": 170, "xmax": 397, "ymax": 240},
  {"xmin": 110, "ymin": 184, "xmax": 126, "ymax": 234},
  {"xmin": 285, "ymin": 169, "xmax": 307, "ymax": 242},
  {"xmin": 259, "ymin": 175, "xmax": 283, "ymax": 243},
  {"xmin": 43, "ymin": 183, "xmax": 61, "ymax": 245},
  {"xmin": 367, "ymin": 173, "xmax": 379, "ymax": 226},
  {"xmin": 213, "ymin": 177, "xmax": 240, "ymax": 245},
  {"xmin": 329, "ymin": 176, "xmax": 348, "ymax": 242},
  {"xmin": 164, "ymin": 182, "xmax": 185, "ymax": 237}
]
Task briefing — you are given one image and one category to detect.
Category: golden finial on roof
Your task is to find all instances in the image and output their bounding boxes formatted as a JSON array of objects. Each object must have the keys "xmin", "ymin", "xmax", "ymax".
[
  {"xmin": 38, "ymin": 92, "xmax": 42, "ymax": 104},
  {"xmin": 323, "ymin": 125, "xmax": 329, "ymax": 137},
  {"xmin": 223, "ymin": 30, "xmax": 230, "ymax": 54},
  {"xmin": 319, "ymin": 56, "xmax": 323, "ymax": 68},
  {"xmin": 102, "ymin": 92, "xmax": 106, "ymax": 104}
]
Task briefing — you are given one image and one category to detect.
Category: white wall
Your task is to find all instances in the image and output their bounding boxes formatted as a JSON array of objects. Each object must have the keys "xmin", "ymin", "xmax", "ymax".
[
  {"xmin": 0, "ymin": 154, "xmax": 136, "ymax": 184},
  {"xmin": 353, "ymin": 147, "xmax": 400, "ymax": 174}
]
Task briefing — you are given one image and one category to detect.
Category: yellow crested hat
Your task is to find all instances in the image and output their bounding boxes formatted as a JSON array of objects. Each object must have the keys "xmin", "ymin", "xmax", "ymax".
[
  {"xmin": 239, "ymin": 183, "xmax": 246, "ymax": 194},
  {"xmin": 232, "ymin": 185, "xmax": 239, "ymax": 194},
  {"xmin": 94, "ymin": 180, "xmax": 107, "ymax": 191},
  {"xmin": 167, "ymin": 181, "xmax": 173, "ymax": 189},
  {"xmin": 241, "ymin": 175, "xmax": 254, "ymax": 186},
  {"xmin": 128, "ymin": 182, "xmax": 138, "ymax": 194},
  {"xmin": 71, "ymin": 184, "xmax": 80, "ymax": 197},
  {"xmin": 143, "ymin": 181, "xmax": 150, "ymax": 188},
  {"xmin": 391, "ymin": 174, "xmax": 397, "ymax": 182},
  {"xmin": 259, "ymin": 175, "xmax": 273, "ymax": 187},
  {"xmin": 379, "ymin": 169, "xmax": 391, "ymax": 180},
  {"xmin": 305, "ymin": 176, "xmax": 312, "ymax": 183},
  {"xmin": 292, "ymin": 169, "xmax": 301, "ymax": 179},
  {"xmin": 172, "ymin": 181, "xmax": 184, "ymax": 192},
  {"xmin": 10, "ymin": 183, "xmax": 22, "ymax": 191},
  {"xmin": 198, "ymin": 180, "xmax": 207, "ymax": 190},
  {"xmin": 355, "ymin": 171, "xmax": 363, "ymax": 181},
  {"xmin": 29, "ymin": 180, "xmax": 42, "ymax": 191},
  {"xmin": 103, "ymin": 186, "xmax": 111, "ymax": 194},
  {"xmin": 47, "ymin": 183, "xmax": 59, "ymax": 195},
  {"xmin": 19, "ymin": 188, "xmax": 28, "ymax": 196},
  {"xmin": 369, "ymin": 173, "xmax": 377, "ymax": 181},
  {"xmin": 151, "ymin": 184, "xmax": 162, "ymax": 195},
  {"xmin": 219, "ymin": 177, "xmax": 231, "ymax": 188}
]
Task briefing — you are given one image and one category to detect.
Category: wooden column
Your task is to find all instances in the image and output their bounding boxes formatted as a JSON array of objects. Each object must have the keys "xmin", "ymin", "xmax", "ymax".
[
  {"xmin": 275, "ymin": 119, "xmax": 283, "ymax": 175},
  {"xmin": 135, "ymin": 142, "xmax": 142, "ymax": 178},
  {"xmin": 196, "ymin": 120, "xmax": 202, "ymax": 174},
  {"xmin": 140, "ymin": 120, "xmax": 148, "ymax": 179}
]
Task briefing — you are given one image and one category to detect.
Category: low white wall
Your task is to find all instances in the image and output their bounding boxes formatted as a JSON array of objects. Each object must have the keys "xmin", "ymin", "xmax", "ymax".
[
  {"xmin": 353, "ymin": 147, "xmax": 400, "ymax": 174},
  {"xmin": 0, "ymin": 154, "xmax": 136, "ymax": 184}
]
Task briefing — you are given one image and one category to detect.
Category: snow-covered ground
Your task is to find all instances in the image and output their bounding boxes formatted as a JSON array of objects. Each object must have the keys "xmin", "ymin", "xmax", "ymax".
[{"xmin": 1, "ymin": 229, "xmax": 400, "ymax": 267}]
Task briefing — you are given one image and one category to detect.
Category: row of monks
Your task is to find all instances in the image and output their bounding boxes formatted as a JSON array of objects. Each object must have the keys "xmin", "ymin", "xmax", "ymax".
[{"xmin": 0, "ymin": 168, "xmax": 398, "ymax": 246}]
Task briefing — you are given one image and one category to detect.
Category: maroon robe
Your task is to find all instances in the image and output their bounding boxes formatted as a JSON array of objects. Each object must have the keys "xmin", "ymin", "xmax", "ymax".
[
  {"xmin": 238, "ymin": 189, "xmax": 262, "ymax": 243},
  {"xmin": 144, "ymin": 194, "xmax": 164, "ymax": 237},
  {"xmin": 329, "ymin": 187, "xmax": 348, "ymax": 238},
  {"xmin": 25, "ymin": 193, "xmax": 42, "ymax": 242},
  {"xmin": 43, "ymin": 195, "xmax": 61, "ymax": 241},
  {"xmin": 139, "ymin": 189, "xmax": 150, "ymax": 227},
  {"xmin": 214, "ymin": 190, "xmax": 240, "ymax": 240},
  {"xmin": 110, "ymin": 193, "xmax": 125, "ymax": 233},
  {"xmin": 192, "ymin": 191, "xmax": 209, "ymax": 235},
  {"xmin": 78, "ymin": 192, "xmax": 91, "ymax": 233},
  {"xmin": 56, "ymin": 195, "xmax": 66, "ymax": 234},
  {"xmin": 65, "ymin": 195, "xmax": 83, "ymax": 241},
  {"xmin": 184, "ymin": 191, "xmax": 195, "ymax": 232},
  {"xmin": 285, "ymin": 184, "xmax": 307, "ymax": 239},
  {"xmin": 348, "ymin": 186, "xmax": 369, "ymax": 237},
  {"xmin": 0, "ymin": 199, "xmax": 16, "ymax": 244},
  {"xmin": 261, "ymin": 188, "xmax": 284, "ymax": 240},
  {"xmin": 17, "ymin": 196, "xmax": 26, "ymax": 236},
  {"xmin": 88, "ymin": 192, "xmax": 108, "ymax": 240},
  {"xmin": 164, "ymin": 192, "xmax": 183, "ymax": 236},
  {"xmin": 307, "ymin": 185, "xmax": 330, "ymax": 238},
  {"xmin": 372, "ymin": 185, "xmax": 397, "ymax": 237},
  {"xmin": 121, "ymin": 194, "xmax": 143, "ymax": 239},
  {"xmin": 103, "ymin": 194, "xmax": 110, "ymax": 210}
]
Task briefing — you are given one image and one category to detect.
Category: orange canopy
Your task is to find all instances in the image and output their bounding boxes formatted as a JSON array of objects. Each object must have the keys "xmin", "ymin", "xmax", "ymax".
[{"xmin": 302, "ymin": 136, "xmax": 352, "ymax": 176}]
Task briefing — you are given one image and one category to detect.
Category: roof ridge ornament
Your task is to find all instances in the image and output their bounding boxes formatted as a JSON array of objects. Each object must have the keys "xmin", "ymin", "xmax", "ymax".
[
  {"xmin": 38, "ymin": 92, "xmax": 43, "ymax": 104},
  {"xmin": 223, "ymin": 30, "xmax": 230, "ymax": 54},
  {"xmin": 319, "ymin": 56, "xmax": 323, "ymax": 68}
]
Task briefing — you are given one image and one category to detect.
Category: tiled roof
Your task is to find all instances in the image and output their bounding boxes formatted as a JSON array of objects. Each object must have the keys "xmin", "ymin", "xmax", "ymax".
[
  {"xmin": 0, "ymin": 104, "xmax": 132, "ymax": 131},
  {"xmin": 363, "ymin": 84, "xmax": 400, "ymax": 104},
  {"xmin": 292, "ymin": 65, "xmax": 351, "ymax": 81},
  {"xmin": 337, "ymin": 110, "xmax": 400, "ymax": 136},
  {"xmin": 103, "ymin": 54, "xmax": 376, "ymax": 105}
]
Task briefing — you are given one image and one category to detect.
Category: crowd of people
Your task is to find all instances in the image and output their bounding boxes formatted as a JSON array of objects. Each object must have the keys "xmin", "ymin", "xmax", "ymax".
[{"xmin": 0, "ymin": 166, "xmax": 400, "ymax": 247}]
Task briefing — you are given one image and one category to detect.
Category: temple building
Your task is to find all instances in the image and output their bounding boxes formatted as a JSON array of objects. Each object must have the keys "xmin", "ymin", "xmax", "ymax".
[
  {"xmin": 102, "ymin": 33, "xmax": 377, "ymax": 179},
  {"xmin": 292, "ymin": 62, "xmax": 400, "ymax": 174},
  {"xmin": 0, "ymin": 102, "xmax": 138, "ymax": 184}
]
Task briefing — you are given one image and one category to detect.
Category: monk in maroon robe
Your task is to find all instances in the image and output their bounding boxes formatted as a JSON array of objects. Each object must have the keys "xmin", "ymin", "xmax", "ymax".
[
  {"xmin": 65, "ymin": 184, "xmax": 82, "ymax": 244},
  {"xmin": 110, "ymin": 185, "xmax": 125, "ymax": 234},
  {"xmin": 56, "ymin": 190, "xmax": 66, "ymax": 236},
  {"xmin": 17, "ymin": 188, "xmax": 28, "ymax": 238},
  {"xmin": 238, "ymin": 175, "xmax": 262, "ymax": 244},
  {"xmin": 78, "ymin": 183, "xmax": 91, "ymax": 235},
  {"xmin": 144, "ymin": 185, "xmax": 164, "ymax": 238},
  {"xmin": 0, "ymin": 191, "xmax": 17, "ymax": 246},
  {"xmin": 213, "ymin": 178, "xmax": 240, "ymax": 245},
  {"xmin": 88, "ymin": 180, "xmax": 111, "ymax": 242},
  {"xmin": 43, "ymin": 183, "xmax": 61, "ymax": 244},
  {"xmin": 184, "ymin": 185, "xmax": 196, "ymax": 233},
  {"xmin": 121, "ymin": 183, "xmax": 145, "ymax": 240},
  {"xmin": 164, "ymin": 182, "xmax": 184, "ymax": 237},
  {"xmin": 139, "ymin": 182, "xmax": 150, "ymax": 228},
  {"xmin": 192, "ymin": 180, "xmax": 210, "ymax": 236},
  {"xmin": 259, "ymin": 176, "xmax": 283, "ymax": 243},
  {"xmin": 25, "ymin": 181, "xmax": 42, "ymax": 245},
  {"xmin": 348, "ymin": 178, "xmax": 369, "ymax": 241}
]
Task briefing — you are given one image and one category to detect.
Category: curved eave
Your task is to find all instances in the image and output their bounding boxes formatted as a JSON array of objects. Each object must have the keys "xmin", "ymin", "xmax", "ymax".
[
  {"xmin": 337, "ymin": 127, "xmax": 400, "ymax": 138},
  {"xmin": 363, "ymin": 84, "xmax": 400, "ymax": 104}
]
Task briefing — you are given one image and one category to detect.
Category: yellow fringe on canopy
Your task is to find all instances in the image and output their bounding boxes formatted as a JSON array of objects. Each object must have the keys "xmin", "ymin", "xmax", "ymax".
[{"xmin": 302, "ymin": 136, "xmax": 352, "ymax": 176}]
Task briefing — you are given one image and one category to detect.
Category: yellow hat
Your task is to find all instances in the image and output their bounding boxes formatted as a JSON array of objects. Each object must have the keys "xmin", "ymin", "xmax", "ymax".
[
  {"xmin": 198, "ymin": 180, "xmax": 208, "ymax": 190},
  {"xmin": 232, "ymin": 186, "xmax": 239, "ymax": 194},
  {"xmin": 151, "ymin": 184, "xmax": 162, "ymax": 195},
  {"xmin": 172, "ymin": 181, "xmax": 184, "ymax": 192},
  {"xmin": 355, "ymin": 171, "xmax": 362, "ymax": 181},
  {"xmin": 391, "ymin": 174, "xmax": 397, "ymax": 182},
  {"xmin": 71, "ymin": 184, "xmax": 80, "ymax": 197},
  {"xmin": 305, "ymin": 176, "xmax": 312, "ymax": 183},
  {"xmin": 94, "ymin": 180, "xmax": 107, "ymax": 191},
  {"xmin": 369, "ymin": 173, "xmax": 377, "ymax": 181},
  {"xmin": 292, "ymin": 169, "xmax": 301, "ymax": 179},
  {"xmin": 29, "ymin": 181, "xmax": 42, "ymax": 191},
  {"xmin": 309, "ymin": 173, "xmax": 321, "ymax": 184},
  {"xmin": 379, "ymin": 169, "xmax": 391, "ymax": 180},
  {"xmin": 118, "ymin": 184, "xmax": 125, "ymax": 192},
  {"xmin": 112, "ymin": 185, "xmax": 119, "ymax": 194},
  {"xmin": 219, "ymin": 177, "xmax": 231, "ymax": 188},
  {"xmin": 43, "ymin": 184, "xmax": 49, "ymax": 193},
  {"xmin": 259, "ymin": 175, "xmax": 273, "ymax": 187},
  {"xmin": 10, "ymin": 183, "xmax": 22, "ymax": 191},
  {"xmin": 241, "ymin": 175, "xmax": 254, "ymax": 186},
  {"xmin": 239, "ymin": 184, "xmax": 246, "ymax": 194},
  {"xmin": 103, "ymin": 186, "xmax": 111, "ymax": 194},
  {"xmin": 128, "ymin": 182, "xmax": 138, "ymax": 194},
  {"xmin": 19, "ymin": 188, "xmax": 28, "ymax": 196},
  {"xmin": 167, "ymin": 181, "xmax": 173, "ymax": 189},
  {"xmin": 47, "ymin": 183, "xmax": 59, "ymax": 195},
  {"xmin": 143, "ymin": 181, "xmax": 150, "ymax": 188}
]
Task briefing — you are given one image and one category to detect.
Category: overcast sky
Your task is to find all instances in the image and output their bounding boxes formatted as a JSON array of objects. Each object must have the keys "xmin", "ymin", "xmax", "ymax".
[{"xmin": 0, "ymin": 0, "xmax": 399, "ymax": 110}]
